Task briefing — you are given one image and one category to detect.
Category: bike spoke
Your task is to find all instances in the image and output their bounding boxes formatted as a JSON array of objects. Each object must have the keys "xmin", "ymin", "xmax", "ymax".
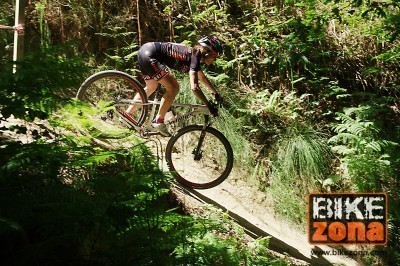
[
  {"xmin": 167, "ymin": 126, "xmax": 233, "ymax": 188},
  {"xmin": 77, "ymin": 71, "xmax": 148, "ymax": 127}
]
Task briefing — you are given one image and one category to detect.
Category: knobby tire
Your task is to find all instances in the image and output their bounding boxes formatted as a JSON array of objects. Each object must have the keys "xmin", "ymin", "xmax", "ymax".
[{"xmin": 76, "ymin": 70, "xmax": 148, "ymax": 127}]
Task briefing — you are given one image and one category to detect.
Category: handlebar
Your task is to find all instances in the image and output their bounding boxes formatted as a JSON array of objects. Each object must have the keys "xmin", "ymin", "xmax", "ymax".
[{"xmin": 206, "ymin": 93, "xmax": 224, "ymax": 117}]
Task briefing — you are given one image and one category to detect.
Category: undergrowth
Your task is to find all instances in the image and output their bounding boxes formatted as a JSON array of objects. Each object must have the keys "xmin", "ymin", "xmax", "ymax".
[
  {"xmin": 0, "ymin": 99, "xmax": 289, "ymax": 265},
  {"xmin": 268, "ymin": 123, "xmax": 332, "ymax": 226}
]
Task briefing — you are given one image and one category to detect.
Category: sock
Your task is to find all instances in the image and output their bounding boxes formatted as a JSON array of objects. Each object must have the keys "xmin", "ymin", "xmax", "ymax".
[{"xmin": 155, "ymin": 117, "xmax": 164, "ymax": 124}]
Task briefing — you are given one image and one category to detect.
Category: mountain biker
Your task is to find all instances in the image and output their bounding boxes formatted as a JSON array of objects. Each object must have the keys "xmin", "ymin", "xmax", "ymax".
[{"xmin": 121, "ymin": 36, "xmax": 223, "ymax": 137}]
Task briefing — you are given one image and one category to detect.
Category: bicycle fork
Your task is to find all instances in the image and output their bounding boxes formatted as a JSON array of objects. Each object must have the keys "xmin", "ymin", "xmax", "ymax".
[
  {"xmin": 192, "ymin": 115, "xmax": 210, "ymax": 161},
  {"xmin": 193, "ymin": 131, "xmax": 206, "ymax": 161}
]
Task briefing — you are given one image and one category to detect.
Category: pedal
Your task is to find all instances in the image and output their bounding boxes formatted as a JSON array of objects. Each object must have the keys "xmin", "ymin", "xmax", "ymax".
[{"xmin": 140, "ymin": 129, "xmax": 160, "ymax": 138}]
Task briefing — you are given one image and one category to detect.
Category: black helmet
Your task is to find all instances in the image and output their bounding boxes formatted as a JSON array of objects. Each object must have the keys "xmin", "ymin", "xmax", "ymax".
[{"xmin": 198, "ymin": 36, "xmax": 223, "ymax": 55}]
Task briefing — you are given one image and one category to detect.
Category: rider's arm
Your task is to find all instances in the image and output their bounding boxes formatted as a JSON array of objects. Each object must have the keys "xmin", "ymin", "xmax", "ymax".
[
  {"xmin": 190, "ymin": 70, "xmax": 209, "ymax": 105},
  {"xmin": 197, "ymin": 70, "xmax": 218, "ymax": 95}
]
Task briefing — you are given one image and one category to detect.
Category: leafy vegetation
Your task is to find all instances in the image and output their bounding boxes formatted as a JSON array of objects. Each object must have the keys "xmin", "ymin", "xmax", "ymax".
[
  {"xmin": 0, "ymin": 134, "xmax": 285, "ymax": 265},
  {"xmin": 0, "ymin": 46, "xmax": 88, "ymax": 120},
  {"xmin": 0, "ymin": 102, "xmax": 287, "ymax": 265},
  {"xmin": 1, "ymin": 0, "xmax": 400, "ymax": 264}
]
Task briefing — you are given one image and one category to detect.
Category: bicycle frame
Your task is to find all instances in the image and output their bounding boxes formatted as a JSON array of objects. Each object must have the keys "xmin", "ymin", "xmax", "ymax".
[
  {"xmin": 115, "ymin": 98, "xmax": 212, "ymax": 137},
  {"xmin": 77, "ymin": 69, "xmax": 233, "ymax": 188}
]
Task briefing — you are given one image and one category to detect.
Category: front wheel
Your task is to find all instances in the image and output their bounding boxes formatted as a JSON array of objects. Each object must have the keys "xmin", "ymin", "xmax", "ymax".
[{"xmin": 165, "ymin": 125, "xmax": 234, "ymax": 189}]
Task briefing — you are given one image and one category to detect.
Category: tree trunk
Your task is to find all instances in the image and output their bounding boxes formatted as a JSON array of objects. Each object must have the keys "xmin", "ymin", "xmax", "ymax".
[
  {"xmin": 136, "ymin": 0, "xmax": 142, "ymax": 46},
  {"xmin": 169, "ymin": 0, "xmax": 175, "ymax": 42}
]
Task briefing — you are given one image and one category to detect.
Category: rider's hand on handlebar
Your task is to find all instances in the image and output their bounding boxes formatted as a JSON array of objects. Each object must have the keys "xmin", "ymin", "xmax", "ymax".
[
  {"xmin": 207, "ymin": 100, "xmax": 219, "ymax": 117},
  {"xmin": 214, "ymin": 92, "xmax": 223, "ymax": 106}
]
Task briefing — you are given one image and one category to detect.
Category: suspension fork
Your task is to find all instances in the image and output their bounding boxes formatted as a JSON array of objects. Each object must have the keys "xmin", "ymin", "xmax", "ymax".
[{"xmin": 193, "ymin": 115, "xmax": 210, "ymax": 161}]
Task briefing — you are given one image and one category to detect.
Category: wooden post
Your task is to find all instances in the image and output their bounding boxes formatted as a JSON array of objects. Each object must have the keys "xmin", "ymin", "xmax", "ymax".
[{"xmin": 13, "ymin": 0, "xmax": 26, "ymax": 73}]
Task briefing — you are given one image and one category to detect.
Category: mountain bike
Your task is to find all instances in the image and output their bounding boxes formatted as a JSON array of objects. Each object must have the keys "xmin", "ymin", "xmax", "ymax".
[{"xmin": 76, "ymin": 70, "xmax": 233, "ymax": 189}]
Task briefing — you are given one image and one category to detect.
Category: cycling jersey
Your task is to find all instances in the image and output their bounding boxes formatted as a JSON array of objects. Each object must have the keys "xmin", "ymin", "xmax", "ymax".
[{"xmin": 138, "ymin": 42, "xmax": 202, "ymax": 80}]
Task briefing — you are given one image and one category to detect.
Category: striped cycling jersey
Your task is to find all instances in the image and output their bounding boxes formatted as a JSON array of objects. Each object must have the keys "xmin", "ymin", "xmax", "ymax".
[{"xmin": 154, "ymin": 42, "xmax": 202, "ymax": 73}]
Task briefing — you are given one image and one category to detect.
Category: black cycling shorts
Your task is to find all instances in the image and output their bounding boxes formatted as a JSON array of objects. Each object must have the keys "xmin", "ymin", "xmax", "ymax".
[{"xmin": 137, "ymin": 42, "xmax": 170, "ymax": 81}]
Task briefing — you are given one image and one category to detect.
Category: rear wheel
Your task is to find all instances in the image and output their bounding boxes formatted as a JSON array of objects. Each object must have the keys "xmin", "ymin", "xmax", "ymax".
[
  {"xmin": 165, "ymin": 125, "xmax": 234, "ymax": 189},
  {"xmin": 76, "ymin": 70, "xmax": 148, "ymax": 127}
]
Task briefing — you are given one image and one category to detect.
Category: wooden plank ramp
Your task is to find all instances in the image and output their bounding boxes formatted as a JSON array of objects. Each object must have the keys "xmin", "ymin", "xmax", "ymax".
[{"xmin": 171, "ymin": 181, "xmax": 361, "ymax": 266}]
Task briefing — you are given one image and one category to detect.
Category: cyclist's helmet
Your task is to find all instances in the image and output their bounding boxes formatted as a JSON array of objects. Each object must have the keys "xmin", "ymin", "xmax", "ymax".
[{"xmin": 198, "ymin": 36, "xmax": 223, "ymax": 55}]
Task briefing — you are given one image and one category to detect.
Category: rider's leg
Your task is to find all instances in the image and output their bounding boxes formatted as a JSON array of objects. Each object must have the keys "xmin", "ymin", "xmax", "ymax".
[
  {"xmin": 126, "ymin": 79, "xmax": 158, "ymax": 114},
  {"xmin": 143, "ymin": 79, "xmax": 159, "ymax": 97},
  {"xmin": 148, "ymin": 74, "xmax": 179, "ymax": 137},
  {"xmin": 155, "ymin": 74, "xmax": 180, "ymax": 121}
]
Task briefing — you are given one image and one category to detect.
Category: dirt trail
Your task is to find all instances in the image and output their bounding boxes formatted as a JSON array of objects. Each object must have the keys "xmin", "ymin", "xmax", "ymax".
[
  {"xmin": 173, "ymin": 172, "xmax": 360, "ymax": 265},
  {"xmin": 147, "ymin": 135, "xmax": 360, "ymax": 266}
]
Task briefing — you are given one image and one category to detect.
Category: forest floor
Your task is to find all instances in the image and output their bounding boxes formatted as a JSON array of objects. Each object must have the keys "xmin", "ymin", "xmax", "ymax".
[{"xmin": 0, "ymin": 115, "xmax": 363, "ymax": 266}]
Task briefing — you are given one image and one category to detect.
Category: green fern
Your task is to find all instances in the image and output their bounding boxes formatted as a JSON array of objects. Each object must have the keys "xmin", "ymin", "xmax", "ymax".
[
  {"xmin": 330, "ymin": 108, "xmax": 398, "ymax": 156},
  {"xmin": 329, "ymin": 106, "xmax": 399, "ymax": 192},
  {"xmin": 75, "ymin": 151, "xmax": 117, "ymax": 166}
]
